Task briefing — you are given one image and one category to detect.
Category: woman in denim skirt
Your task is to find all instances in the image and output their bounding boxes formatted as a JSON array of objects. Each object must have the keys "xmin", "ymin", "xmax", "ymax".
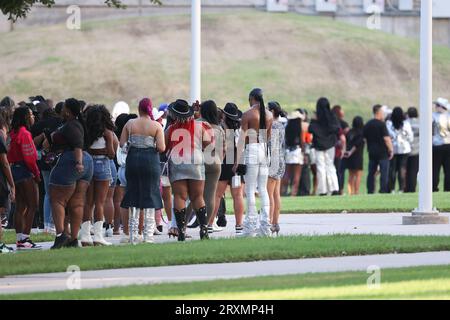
[
  {"xmin": 79, "ymin": 105, "xmax": 116, "ymax": 246},
  {"xmin": 47, "ymin": 98, "xmax": 94, "ymax": 249}
]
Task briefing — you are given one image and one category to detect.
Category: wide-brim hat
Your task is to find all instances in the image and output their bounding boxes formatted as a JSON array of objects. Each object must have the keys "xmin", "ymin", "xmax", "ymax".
[
  {"xmin": 222, "ymin": 103, "xmax": 241, "ymax": 120},
  {"xmin": 434, "ymin": 97, "xmax": 449, "ymax": 110},
  {"xmin": 168, "ymin": 99, "xmax": 194, "ymax": 119}
]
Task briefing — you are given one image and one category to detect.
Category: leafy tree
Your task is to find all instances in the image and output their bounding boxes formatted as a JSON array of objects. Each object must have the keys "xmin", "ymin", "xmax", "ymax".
[{"xmin": 0, "ymin": 0, "xmax": 162, "ymax": 21}]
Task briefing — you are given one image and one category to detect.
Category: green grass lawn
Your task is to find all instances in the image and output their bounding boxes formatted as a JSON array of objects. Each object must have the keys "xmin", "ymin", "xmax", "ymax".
[
  {"xmin": 1, "ymin": 235, "xmax": 450, "ymax": 277},
  {"xmin": 4, "ymin": 265, "xmax": 450, "ymax": 300},
  {"xmin": 225, "ymin": 192, "xmax": 450, "ymax": 214}
]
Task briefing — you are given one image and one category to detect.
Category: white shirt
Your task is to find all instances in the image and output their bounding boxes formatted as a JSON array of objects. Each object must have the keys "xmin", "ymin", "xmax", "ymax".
[
  {"xmin": 386, "ymin": 120, "xmax": 414, "ymax": 155},
  {"xmin": 432, "ymin": 111, "xmax": 450, "ymax": 146}
]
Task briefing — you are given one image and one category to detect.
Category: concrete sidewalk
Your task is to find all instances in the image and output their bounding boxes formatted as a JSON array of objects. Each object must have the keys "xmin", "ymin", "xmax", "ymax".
[
  {"xmin": 1, "ymin": 251, "xmax": 450, "ymax": 295},
  {"xmin": 12, "ymin": 212, "xmax": 450, "ymax": 251}
]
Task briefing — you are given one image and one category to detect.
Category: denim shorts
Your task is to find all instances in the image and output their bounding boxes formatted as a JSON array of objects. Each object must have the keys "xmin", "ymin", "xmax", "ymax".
[
  {"xmin": 118, "ymin": 166, "xmax": 127, "ymax": 187},
  {"xmin": 49, "ymin": 151, "xmax": 94, "ymax": 186},
  {"xmin": 109, "ymin": 159, "xmax": 117, "ymax": 187},
  {"xmin": 92, "ymin": 156, "xmax": 112, "ymax": 182},
  {"xmin": 11, "ymin": 162, "xmax": 33, "ymax": 184}
]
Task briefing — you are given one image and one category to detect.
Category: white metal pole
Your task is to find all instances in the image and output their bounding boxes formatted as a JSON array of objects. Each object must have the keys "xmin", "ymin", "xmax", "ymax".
[
  {"xmin": 404, "ymin": 0, "xmax": 448, "ymax": 225},
  {"xmin": 418, "ymin": 0, "xmax": 433, "ymax": 213},
  {"xmin": 190, "ymin": 0, "xmax": 201, "ymax": 104}
]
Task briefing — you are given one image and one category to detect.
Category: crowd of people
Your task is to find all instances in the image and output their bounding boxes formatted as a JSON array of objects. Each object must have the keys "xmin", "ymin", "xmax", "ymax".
[{"xmin": 0, "ymin": 92, "xmax": 449, "ymax": 253}]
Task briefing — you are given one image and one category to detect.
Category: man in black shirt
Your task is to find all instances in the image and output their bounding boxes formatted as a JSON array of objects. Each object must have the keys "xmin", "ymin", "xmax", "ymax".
[{"xmin": 363, "ymin": 104, "xmax": 394, "ymax": 194}]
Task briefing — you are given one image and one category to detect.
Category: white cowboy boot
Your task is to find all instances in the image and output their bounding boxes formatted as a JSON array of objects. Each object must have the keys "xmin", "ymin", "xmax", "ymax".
[
  {"xmin": 79, "ymin": 221, "xmax": 93, "ymax": 247},
  {"xmin": 129, "ymin": 207, "xmax": 139, "ymax": 245},
  {"xmin": 93, "ymin": 221, "xmax": 112, "ymax": 246},
  {"xmin": 143, "ymin": 209, "xmax": 156, "ymax": 243}
]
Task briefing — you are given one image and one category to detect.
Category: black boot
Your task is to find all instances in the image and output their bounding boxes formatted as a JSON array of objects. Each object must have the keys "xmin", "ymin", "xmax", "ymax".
[
  {"xmin": 51, "ymin": 233, "xmax": 70, "ymax": 250},
  {"xmin": 174, "ymin": 208, "xmax": 187, "ymax": 242},
  {"xmin": 195, "ymin": 206, "xmax": 209, "ymax": 240}
]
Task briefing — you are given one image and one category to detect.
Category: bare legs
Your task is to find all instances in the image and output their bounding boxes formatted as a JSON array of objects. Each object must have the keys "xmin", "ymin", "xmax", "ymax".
[
  {"xmin": 84, "ymin": 180, "xmax": 110, "ymax": 223},
  {"xmin": 50, "ymin": 180, "xmax": 88, "ymax": 240},
  {"xmin": 162, "ymin": 186, "xmax": 172, "ymax": 221},
  {"xmin": 15, "ymin": 178, "xmax": 38, "ymax": 237},
  {"xmin": 347, "ymin": 169, "xmax": 363, "ymax": 195},
  {"xmin": 213, "ymin": 181, "xmax": 244, "ymax": 227}
]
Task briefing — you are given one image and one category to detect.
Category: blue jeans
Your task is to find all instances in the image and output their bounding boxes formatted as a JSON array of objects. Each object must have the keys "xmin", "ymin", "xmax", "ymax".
[
  {"xmin": 41, "ymin": 170, "xmax": 54, "ymax": 229},
  {"xmin": 367, "ymin": 158, "xmax": 390, "ymax": 194}
]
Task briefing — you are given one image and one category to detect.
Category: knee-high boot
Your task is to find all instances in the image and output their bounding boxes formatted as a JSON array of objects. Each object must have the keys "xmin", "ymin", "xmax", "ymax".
[
  {"xmin": 195, "ymin": 206, "xmax": 209, "ymax": 240},
  {"xmin": 129, "ymin": 207, "xmax": 139, "ymax": 245},
  {"xmin": 174, "ymin": 208, "xmax": 187, "ymax": 242},
  {"xmin": 143, "ymin": 208, "xmax": 155, "ymax": 243}
]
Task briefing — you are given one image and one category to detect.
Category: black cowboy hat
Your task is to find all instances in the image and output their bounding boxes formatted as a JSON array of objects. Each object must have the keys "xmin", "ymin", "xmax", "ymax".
[
  {"xmin": 222, "ymin": 103, "xmax": 241, "ymax": 121},
  {"xmin": 168, "ymin": 99, "xmax": 194, "ymax": 119}
]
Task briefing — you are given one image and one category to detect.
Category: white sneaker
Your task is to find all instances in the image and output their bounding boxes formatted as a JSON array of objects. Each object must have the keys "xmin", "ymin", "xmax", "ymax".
[
  {"xmin": 212, "ymin": 222, "xmax": 223, "ymax": 232},
  {"xmin": 105, "ymin": 227, "xmax": 113, "ymax": 238}
]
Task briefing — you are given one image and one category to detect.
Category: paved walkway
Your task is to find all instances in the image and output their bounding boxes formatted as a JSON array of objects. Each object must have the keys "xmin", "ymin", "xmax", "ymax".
[
  {"xmin": 13, "ymin": 212, "xmax": 450, "ymax": 251},
  {"xmin": 1, "ymin": 251, "xmax": 450, "ymax": 295}
]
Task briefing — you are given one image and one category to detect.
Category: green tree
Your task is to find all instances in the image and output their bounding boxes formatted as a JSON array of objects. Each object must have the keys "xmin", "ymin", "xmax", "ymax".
[{"xmin": 0, "ymin": 0, "xmax": 162, "ymax": 21}]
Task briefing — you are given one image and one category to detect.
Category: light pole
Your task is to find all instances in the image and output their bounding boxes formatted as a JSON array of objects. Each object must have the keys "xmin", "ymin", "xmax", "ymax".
[
  {"xmin": 403, "ymin": 0, "xmax": 448, "ymax": 225},
  {"xmin": 190, "ymin": 0, "xmax": 201, "ymax": 104}
]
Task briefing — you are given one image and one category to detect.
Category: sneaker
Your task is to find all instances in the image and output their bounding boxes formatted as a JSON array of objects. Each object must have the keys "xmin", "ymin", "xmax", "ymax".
[
  {"xmin": 235, "ymin": 225, "xmax": 243, "ymax": 235},
  {"xmin": 207, "ymin": 225, "xmax": 214, "ymax": 234},
  {"xmin": 0, "ymin": 242, "xmax": 14, "ymax": 253},
  {"xmin": 217, "ymin": 214, "xmax": 227, "ymax": 228},
  {"xmin": 212, "ymin": 222, "xmax": 223, "ymax": 233},
  {"xmin": 187, "ymin": 218, "xmax": 199, "ymax": 229},
  {"xmin": 17, "ymin": 238, "xmax": 43, "ymax": 250},
  {"xmin": 154, "ymin": 226, "xmax": 163, "ymax": 235},
  {"xmin": 105, "ymin": 225, "xmax": 114, "ymax": 238},
  {"xmin": 51, "ymin": 234, "xmax": 70, "ymax": 250},
  {"xmin": 1, "ymin": 216, "xmax": 7, "ymax": 228}
]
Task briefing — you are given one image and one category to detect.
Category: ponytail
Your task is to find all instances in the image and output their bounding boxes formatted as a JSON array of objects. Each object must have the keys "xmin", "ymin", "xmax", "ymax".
[
  {"xmin": 249, "ymin": 88, "xmax": 266, "ymax": 130},
  {"xmin": 259, "ymin": 96, "xmax": 266, "ymax": 130}
]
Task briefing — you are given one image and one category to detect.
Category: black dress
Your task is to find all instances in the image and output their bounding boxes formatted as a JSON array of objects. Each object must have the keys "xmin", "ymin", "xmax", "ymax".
[{"xmin": 344, "ymin": 129, "xmax": 365, "ymax": 170}]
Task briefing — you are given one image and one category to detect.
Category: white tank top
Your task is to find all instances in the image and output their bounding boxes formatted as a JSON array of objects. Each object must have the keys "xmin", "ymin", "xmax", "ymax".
[{"xmin": 91, "ymin": 137, "xmax": 106, "ymax": 149}]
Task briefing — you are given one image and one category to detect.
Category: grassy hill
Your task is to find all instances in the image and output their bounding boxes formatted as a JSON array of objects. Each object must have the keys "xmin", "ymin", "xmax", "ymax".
[{"xmin": 1, "ymin": 10, "xmax": 450, "ymax": 120}]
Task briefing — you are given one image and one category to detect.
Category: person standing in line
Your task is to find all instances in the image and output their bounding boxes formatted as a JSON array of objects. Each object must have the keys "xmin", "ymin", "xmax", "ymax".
[
  {"xmin": 281, "ymin": 110, "xmax": 303, "ymax": 197},
  {"xmin": 103, "ymin": 132, "xmax": 119, "ymax": 237},
  {"xmin": 331, "ymin": 105, "xmax": 349, "ymax": 195},
  {"xmin": 213, "ymin": 103, "xmax": 246, "ymax": 235},
  {"xmin": 8, "ymin": 106, "xmax": 41, "ymax": 250},
  {"xmin": 234, "ymin": 88, "xmax": 273, "ymax": 237},
  {"xmin": 113, "ymin": 113, "xmax": 138, "ymax": 243},
  {"xmin": 47, "ymin": 98, "xmax": 94, "ymax": 249},
  {"xmin": 405, "ymin": 107, "xmax": 419, "ymax": 193},
  {"xmin": 308, "ymin": 98, "xmax": 340, "ymax": 196},
  {"xmin": 197, "ymin": 101, "xmax": 224, "ymax": 235},
  {"xmin": 0, "ymin": 115, "xmax": 15, "ymax": 253},
  {"xmin": 79, "ymin": 105, "xmax": 115, "ymax": 247},
  {"xmin": 363, "ymin": 104, "xmax": 394, "ymax": 194},
  {"xmin": 267, "ymin": 102, "xmax": 285, "ymax": 236},
  {"xmin": 386, "ymin": 107, "xmax": 413, "ymax": 193},
  {"xmin": 31, "ymin": 105, "xmax": 63, "ymax": 234},
  {"xmin": 432, "ymin": 98, "xmax": 450, "ymax": 192},
  {"xmin": 165, "ymin": 100, "xmax": 212, "ymax": 241},
  {"xmin": 343, "ymin": 116, "xmax": 365, "ymax": 195},
  {"xmin": 121, "ymin": 98, "xmax": 165, "ymax": 244}
]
